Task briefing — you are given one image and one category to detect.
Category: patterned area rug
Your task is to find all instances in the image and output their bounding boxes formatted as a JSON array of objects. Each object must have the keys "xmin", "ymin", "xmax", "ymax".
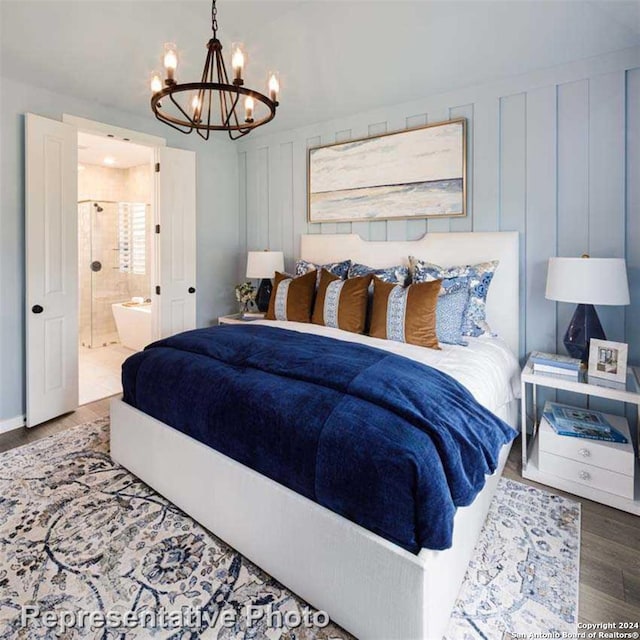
[{"xmin": 0, "ymin": 420, "xmax": 580, "ymax": 639}]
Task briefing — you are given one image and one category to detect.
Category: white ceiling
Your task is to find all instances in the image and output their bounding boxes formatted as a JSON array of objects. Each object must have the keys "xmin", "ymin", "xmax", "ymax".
[
  {"xmin": 2, "ymin": 1, "xmax": 639, "ymax": 135},
  {"xmin": 77, "ymin": 132, "xmax": 152, "ymax": 168}
]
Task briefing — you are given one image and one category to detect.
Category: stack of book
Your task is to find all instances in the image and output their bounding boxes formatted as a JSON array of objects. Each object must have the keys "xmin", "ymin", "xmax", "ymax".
[
  {"xmin": 542, "ymin": 401, "xmax": 628, "ymax": 443},
  {"xmin": 530, "ymin": 351, "xmax": 582, "ymax": 380},
  {"xmin": 241, "ymin": 312, "xmax": 265, "ymax": 321}
]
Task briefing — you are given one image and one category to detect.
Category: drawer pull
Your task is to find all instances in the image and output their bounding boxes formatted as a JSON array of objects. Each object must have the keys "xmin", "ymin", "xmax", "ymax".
[
  {"xmin": 579, "ymin": 471, "xmax": 591, "ymax": 481},
  {"xmin": 579, "ymin": 448, "xmax": 591, "ymax": 458}
]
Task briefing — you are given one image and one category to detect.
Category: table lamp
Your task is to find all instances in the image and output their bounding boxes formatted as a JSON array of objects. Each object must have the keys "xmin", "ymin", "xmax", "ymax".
[
  {"xmin": 246, "ymin": 250, "xmax": 285, "ymax": 312},
  {"xmin": 545, "ymin": 256, "xmax": 630, "ymax": 361}
]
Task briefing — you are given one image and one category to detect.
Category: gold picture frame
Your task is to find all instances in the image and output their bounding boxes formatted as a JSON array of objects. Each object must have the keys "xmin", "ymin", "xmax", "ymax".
[{"xmin": 307, "ymin": 118, "xmax": 467, "ymax": 224}]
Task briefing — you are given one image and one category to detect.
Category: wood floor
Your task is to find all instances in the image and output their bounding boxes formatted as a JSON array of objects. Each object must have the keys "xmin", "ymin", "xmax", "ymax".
[{"xmin": 1, "ymin": 398, "xmax": 639, "ymax": 626}]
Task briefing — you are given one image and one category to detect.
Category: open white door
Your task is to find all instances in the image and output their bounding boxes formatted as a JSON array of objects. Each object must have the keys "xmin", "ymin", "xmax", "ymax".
[
  {"xmin": 156, "ymin": 146, "xmax": 197, "ymax": 337},
  {"xmin": 25, "ymin": 114, "xmax": 78, "ymax": 427}
]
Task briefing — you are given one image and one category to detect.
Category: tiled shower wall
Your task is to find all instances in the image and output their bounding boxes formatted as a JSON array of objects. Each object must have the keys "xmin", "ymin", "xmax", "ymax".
[{"xmin": 78, "ymin": 163, "xmax": 152, "ymax": 347}]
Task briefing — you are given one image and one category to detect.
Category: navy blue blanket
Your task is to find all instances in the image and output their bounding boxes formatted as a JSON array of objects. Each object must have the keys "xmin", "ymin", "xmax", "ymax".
[{"xmin": 122, "ymin": 325, "xmax": 516, "ymax": 552}]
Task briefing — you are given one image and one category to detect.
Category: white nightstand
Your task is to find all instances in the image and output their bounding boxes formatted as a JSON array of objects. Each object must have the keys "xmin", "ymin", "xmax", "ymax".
[
  {"xmin": 521, "ymin": 353, "xmax": 640, "ymax": 514},
  {"xmin": 218, "ymin": 313, "xmax": 265, "ymax": 326}
]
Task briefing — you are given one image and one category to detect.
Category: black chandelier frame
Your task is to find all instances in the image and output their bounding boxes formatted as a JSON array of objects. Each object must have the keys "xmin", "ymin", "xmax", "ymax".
[{"xmin": 151, "ymin": 1, "xmax": 278, "ymax": 140}]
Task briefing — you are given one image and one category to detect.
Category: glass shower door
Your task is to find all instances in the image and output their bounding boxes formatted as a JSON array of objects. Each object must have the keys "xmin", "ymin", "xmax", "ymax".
[
  {"xmin": 79, "ymin": 200, "xmax": 127, "ymax": 348},
  {"xmin": 90, "ymin": 201, "xmax": 126, "ymax": 347}
]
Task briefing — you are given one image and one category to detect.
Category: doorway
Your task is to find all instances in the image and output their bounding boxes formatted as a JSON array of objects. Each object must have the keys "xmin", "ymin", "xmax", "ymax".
[
  {"xmin": 26, "ymin": 112, "xmax": 197, "ymax": 427},
  {"xmin": 77, "ymin": 133, "xmax": 155, "ymax": 405}
]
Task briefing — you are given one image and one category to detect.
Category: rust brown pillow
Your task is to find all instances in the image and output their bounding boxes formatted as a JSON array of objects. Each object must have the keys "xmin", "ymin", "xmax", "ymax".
[
  {"xmin": 266, "ymin": 270, "xmax": 317, "ymax": 322},
  {"xmin": 369, "ymin": 277, "xmax": 442, "ymax": 349},
  {"xmin": 312, "ymin": 269, "xmax": 372, "ymax": 334}
]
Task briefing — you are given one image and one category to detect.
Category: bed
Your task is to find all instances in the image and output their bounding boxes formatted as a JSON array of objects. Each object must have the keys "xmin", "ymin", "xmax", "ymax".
[{"xmin": 110, "ymin": 231, "xmax": 520, "ymax": 640}]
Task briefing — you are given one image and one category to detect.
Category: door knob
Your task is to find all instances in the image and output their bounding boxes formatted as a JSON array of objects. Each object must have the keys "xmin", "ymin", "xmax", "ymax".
[
  {"xmin": 32, "ymin": 305, "xmax": 44, "ymax": 314},
  {"xmin": 188, "ymin": 287, "xmax": 196, "ymax": 294}
]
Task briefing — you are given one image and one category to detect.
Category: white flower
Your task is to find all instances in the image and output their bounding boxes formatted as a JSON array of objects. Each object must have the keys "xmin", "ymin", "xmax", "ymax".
[{"xmin": 234, "ymin": 282, "xmax": 256, "ymax": 304}]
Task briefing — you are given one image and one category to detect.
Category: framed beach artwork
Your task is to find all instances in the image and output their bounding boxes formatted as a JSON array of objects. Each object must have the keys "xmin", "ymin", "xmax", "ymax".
[{"xmin": 308, "ymin": 118, "xmax": 466, "ymax": 223}]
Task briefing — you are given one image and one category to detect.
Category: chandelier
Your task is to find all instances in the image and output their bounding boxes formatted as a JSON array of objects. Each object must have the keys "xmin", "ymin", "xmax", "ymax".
[{"xmin": 150, "ymin": 0, "xmax": 279, "ymax": 140}]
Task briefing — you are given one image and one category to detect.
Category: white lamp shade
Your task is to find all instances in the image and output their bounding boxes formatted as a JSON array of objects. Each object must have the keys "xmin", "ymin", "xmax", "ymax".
[
  {"xmin": 246, "ymin": 251, "xmax": 284, "ymax": 279},
  {"xmin": 545, "ymin": 257, "xmax": 630, "ymax": 305}
]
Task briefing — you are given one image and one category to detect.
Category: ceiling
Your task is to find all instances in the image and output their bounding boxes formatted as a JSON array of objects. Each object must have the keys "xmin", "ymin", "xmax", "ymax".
[
  {"xmin": 77, "ymin": 132, "xmax": 152, "ymax": 168},
  {"xmin": 2, "ymin": 1, "xmax": 639, "ymax": 135}
]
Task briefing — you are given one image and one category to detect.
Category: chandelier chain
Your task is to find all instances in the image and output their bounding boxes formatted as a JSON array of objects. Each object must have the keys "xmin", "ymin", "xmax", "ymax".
[{"xmin": 211, "ymin": 0, "xmax": 218, "ymax": 37}]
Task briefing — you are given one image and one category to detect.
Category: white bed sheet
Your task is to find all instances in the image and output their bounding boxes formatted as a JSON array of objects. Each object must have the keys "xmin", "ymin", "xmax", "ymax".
[{"xmin": 250, "ymin": 320, "xmax": 521, "ymax": 416}]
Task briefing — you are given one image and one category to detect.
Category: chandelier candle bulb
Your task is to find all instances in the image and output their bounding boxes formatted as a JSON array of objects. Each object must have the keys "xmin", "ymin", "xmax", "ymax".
[
  {"xmin": 191, "ymin": 95, "xmax": 202, "ymax": 122},
  {"xmin": 231, "ymin": 43, "xmax": 245, "ymax": 84},
  {"xmin": 268, "ymin": 72, "xmax": 280, "ymax": 103},
  {"xmin": 163, "ymin": 42, "xmax": 178, "ymax": 82},
  {"xmin": 244, "ymin": 96, "xmax": 254, "ymax": 122},
  {"xmin": 150, "ymin": 72, "xmax": 163, "ymax": 94}
]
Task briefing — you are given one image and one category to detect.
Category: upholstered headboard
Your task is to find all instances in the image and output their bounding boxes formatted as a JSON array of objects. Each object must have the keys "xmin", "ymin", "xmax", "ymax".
[{"xmin": 300, "ymin": 232, "xmax": 520, "ymax": 355}]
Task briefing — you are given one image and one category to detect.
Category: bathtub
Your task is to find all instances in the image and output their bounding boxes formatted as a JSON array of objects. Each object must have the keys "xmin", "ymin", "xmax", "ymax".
[{"xmin": 112, "ymin": 302, "xmax": 152, "ymax": 351}]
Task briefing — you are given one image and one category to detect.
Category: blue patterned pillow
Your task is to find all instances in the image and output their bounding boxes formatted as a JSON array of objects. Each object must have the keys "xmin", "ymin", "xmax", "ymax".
[
  {"xmin": 436, "ymin": 280, "xmax": 469, "ymax": 346},
  {"xmin": 410, "ymin": 257, "xmax": 499, "ymax": 337},
  {"xmin": 295, "ymin": 259, "xmax": 351, "ymax": 287},
  {"xmin": 348, "ymin": 263, "xmax": 410, "ymax": 285}
]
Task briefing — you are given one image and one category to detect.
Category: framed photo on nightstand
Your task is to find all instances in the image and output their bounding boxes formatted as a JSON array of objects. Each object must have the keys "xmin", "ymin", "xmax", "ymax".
[{"xmin": 588, "ymin": 339, "xmax": 628, "ymax": 384}]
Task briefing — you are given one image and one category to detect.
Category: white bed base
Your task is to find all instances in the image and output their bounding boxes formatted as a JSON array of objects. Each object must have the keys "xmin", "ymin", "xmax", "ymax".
[
  {"xmin": 111, "ymin": 398, "xmax": 516, "ymax": 640},
  {"xmin": 110, "ymin": 232, "xmax": 520, "ymax": 639}
]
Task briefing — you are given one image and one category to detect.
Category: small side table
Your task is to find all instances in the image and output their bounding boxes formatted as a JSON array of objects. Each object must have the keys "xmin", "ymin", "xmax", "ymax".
[
  {"xmin": 520, "ymin": 353, "xmax": 640, "ymax": 515},
  {"xmin": 218, "ymin": 313, "xmax": 265, "ymax": 326}
]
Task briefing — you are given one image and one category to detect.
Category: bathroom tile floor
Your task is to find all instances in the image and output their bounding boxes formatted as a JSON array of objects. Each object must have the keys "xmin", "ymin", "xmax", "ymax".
[{"xmin": 78, "ymin": 343, "xmax": 135, "ymax": 405}]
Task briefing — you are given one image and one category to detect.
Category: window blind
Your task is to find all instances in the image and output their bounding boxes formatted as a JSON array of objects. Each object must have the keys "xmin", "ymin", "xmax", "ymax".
[{"xmin": 118, "ymin": 203, "xmax": 147, "ymax": 275}]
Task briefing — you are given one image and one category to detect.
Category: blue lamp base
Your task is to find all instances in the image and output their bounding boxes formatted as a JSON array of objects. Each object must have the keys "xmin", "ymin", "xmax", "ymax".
[
  {"xmin": 256, "ymin": 278, "xmax": 273, "ymax": 312},
  {"xmin": 563, "ymin": 303, "xmax": 605, "ymax": 362}
]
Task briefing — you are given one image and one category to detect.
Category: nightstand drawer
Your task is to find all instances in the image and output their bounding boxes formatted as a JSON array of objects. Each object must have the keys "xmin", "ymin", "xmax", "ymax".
[
  {"xmin": 538, "ymin": 450, "xmax": 634, "ymax": 499},
  {"xmin": 538, "ymin": 416, "xmax": 634, "ymax": 477}
]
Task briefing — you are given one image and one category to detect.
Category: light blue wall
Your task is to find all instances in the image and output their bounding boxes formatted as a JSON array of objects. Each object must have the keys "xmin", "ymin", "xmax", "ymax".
[
  {"xmin": 237, "ymin": 47, "xmax": 640, "ymax": 370},
  {"xmin": 0, "ymin": 76, "xmax": 239, "ymax": 422},
  {"xmin": 3, "ymin": 45, "xmax": 640, "ymax": 425}
]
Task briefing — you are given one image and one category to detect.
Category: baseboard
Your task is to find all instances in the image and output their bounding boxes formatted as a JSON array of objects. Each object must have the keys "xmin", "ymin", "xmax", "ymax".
[{"xmin": 0, "ymin": 414, "xmax": 26, "ymax": 435}]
